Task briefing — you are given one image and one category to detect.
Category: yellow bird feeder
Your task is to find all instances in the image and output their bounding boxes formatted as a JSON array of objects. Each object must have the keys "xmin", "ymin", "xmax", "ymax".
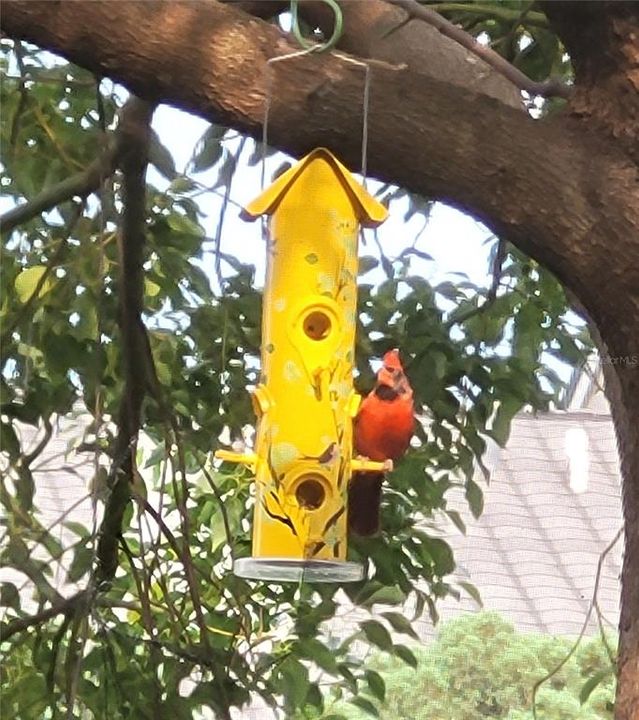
[{"xmin": 216, "ymin": 148, "xmax": 388, "ymax": 582}]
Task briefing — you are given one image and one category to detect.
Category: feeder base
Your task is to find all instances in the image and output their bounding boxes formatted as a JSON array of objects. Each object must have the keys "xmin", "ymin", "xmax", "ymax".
[{"xmin": 234, "ymin": 557, "xmax": 364, "ymax": 583}]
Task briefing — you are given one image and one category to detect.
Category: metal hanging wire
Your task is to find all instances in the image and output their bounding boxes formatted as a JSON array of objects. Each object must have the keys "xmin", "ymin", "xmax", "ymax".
[{"xmin": 261, "ymin": 0, "xmax": 371, "ymax": 192}]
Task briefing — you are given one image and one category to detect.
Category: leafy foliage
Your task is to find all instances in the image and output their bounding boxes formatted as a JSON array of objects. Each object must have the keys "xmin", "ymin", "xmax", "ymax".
[
  {"xmin": 0, "ymin": 6, "xmax": 595, "ymax": 718},
  {"xmin": 310, "ymin": 613, "xmax": 616, "ymax": 720}
]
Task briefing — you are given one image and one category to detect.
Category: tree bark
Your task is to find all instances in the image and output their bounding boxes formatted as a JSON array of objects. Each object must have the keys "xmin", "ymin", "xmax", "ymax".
[
  {"xmin": 2, "ymin": 0, "xmax": 638, "ymax": 715},
  {"xmin": 540, "ymin": 1, "xmax": 639, "ymax": 162},
  {"xmin": 609, "ymin": 364, "xmax": 639, "ymax": 720},
  {"xmin": 1, "ymin": 1, "xmax": 637, "ymax": 324}
]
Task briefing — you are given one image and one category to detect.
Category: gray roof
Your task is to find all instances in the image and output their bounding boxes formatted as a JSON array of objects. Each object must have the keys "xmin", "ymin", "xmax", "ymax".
[
  {"xmin": 0, "ymin": 416, "xmax": 97, "ymax": 611},
  {"xmin": 2, "ymin": 384, "xmax": 623, "ymax": 642},
  {"xmin": 425, "ymin": 408, "xmax": 622, "ymax": 637}
]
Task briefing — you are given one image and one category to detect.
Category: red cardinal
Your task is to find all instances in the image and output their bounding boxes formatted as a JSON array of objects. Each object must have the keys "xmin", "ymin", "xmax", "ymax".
[{"xmin": 348, "ymin": 349, "xmax": 415, "ymax": 536}]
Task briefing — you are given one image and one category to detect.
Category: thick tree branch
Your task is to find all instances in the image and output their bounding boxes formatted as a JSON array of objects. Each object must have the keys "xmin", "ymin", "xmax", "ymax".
[
  {"xmin": 540, "ymin": 1, "xmax": 639, "ymax": 160},
  {"xmin": 296, "ymin": 0, "xmax": 522, "ymax": 106},
  {"xmin": 222, "ymin": 0, "xmax": 287, "ymax": 19},
  {"xmin": 1, "ymin": 0, "xmax": 636, "ymax": 346},
  {"xmin": 2, "ymin": 2, "xmax": 638, "ymax": 715}
]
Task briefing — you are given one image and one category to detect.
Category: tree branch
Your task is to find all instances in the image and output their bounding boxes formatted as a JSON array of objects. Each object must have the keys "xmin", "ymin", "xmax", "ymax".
[
  {"xmin": 96, "ymin": 97, "xmax": 155, "ymax": 583},
  {"xmin": 0, "ymin": 589, "xmax": 86, "ymax": 642},
  {"xmin": 0, "ymin": 139, "xmax": 118, "ymax": 235},
  {"xmin": 388, "ymin": 0, "xmax": 571, "ymax": 98},
  {"xmin": 0, "ymin": 93, "xmax": 148, "ymax": 235},
  {"xmin": 295, "ymin": 0, "xmax": 522, "ymax": 107},
  {"xmin": 427, "ymin": 2, "xmax": 549, "ymax": 29},
  {"xmin": 1, "ymin": 0, "xmax": 636, "ymax": 337},
  {"xmin": 539, "ymin": 1, "xmax": 639, "ymax": 161}
]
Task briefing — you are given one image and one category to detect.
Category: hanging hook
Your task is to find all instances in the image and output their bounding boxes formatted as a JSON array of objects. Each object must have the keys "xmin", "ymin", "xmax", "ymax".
[{"xmin": 290, "ymin": 0, "xmax": 344, "ymax": 53}]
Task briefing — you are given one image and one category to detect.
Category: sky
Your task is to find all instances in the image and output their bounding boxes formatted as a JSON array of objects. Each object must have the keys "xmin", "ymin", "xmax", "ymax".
[
  {"xmin": 150, "ymin": 104, "xmax": 495, "ymax": 293},
  {"xmin": 0, "ymin": 36, "xmax": 581, "ymax": 391},
  {"xmin": 149, "ymin": 101, "xmax": 587, "ymax": 397}
]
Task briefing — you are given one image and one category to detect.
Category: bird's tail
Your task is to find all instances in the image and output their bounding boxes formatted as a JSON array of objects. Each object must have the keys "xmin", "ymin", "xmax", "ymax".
[{"xmin": 348, "ymin": 472, "xmax": 384, "ymax": 537}]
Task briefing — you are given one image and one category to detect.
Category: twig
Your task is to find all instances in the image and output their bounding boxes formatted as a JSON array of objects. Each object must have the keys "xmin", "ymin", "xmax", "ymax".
[
  {"xmin": 200, "ymin": 462, "xmax": 235, "ymax": 560},
  {"xmin": 169, "ymin": 439, "xmax": 215, "ymax": 655},
  {"xmin": 428, "ymin": 2, "xmax": 549, "ymax": 29},
  {"xmin": 487, "ymin": 238, "xmax": 507, "ymax": 303},
  {"xmin": 3, "ymin": 73, "xmax": 97, "ymax": 88},
  {"xmin": 63, "ymin": 589, "xmax": 93, "ymax": 719},
  {"xmin": 119, "ymin": 536, "xmax": 163, "ymax": 717},
  {"xmin": 387, "ymin": 0, "xmax": 571, "ymax": 99},
  {"xmin": 22, "ymin": 415, "xmax": 53, "ymax": 468},
  {"xmin": 9, "ymin": 40, "xmax": 29, "ymax": 154},
  {"xmin": 23, "ymin": 492, "xmax": 93, "ymax": 564},
  {"xmin": 443, "ymin": 295, "xmax": 496, "ymax": 330},
  {"xmin": 213, "ymin": 138, "xmax": 247, "ymax": 288},
  {"xmin": 0, "ymin": 589, "xmax": 86, "ymax": 642},
  {"xmin": 136, "ymin": 491, "xmax": 251, "ymax": 642},
  {"xmin": 594, "ymin": 599, "xmax": 617, "ymax": 666},
  {"xmin": 1, "ymin": 158, "xmax": 109, "ymax": 233},
  {"xmin": 107, "ymin": 624, "xmax": 223, "ymax": 672},
  {"xmin": 0, "ymin": 94, "xmax": 146, "ymax": 235},
  {"xmin": 531, "ymin": 527, "xmax": 623, "ymax": 718}
]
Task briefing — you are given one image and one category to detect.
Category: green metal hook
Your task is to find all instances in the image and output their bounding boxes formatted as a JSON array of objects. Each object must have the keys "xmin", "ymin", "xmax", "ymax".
[{"xmin": 290, "ymin": 0, "xmax": 344, "ymax": 53}]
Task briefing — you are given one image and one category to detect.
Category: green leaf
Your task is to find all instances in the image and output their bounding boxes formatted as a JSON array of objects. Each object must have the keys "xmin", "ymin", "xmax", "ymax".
[
  {"xmin": 356, "ymin": 583, "xmax": 406, "ymax": 608},
  {"xmin": 149, "ymin": 132, "xmax": 177, "ymax": 180},
  {"xmin": 190, "ymin": 124, "xmax": 225, "ymax": 172},
  {"xmin": 144, "ymin": 277, "xmax": 161, "ymax": 297},
  {"xmin": 579, "ymin": 666, "xmax": 614, "ymax": 704},
  {"xmin": 365, "ymin": 670, "xmax": 386, "ymax": 702},
  {"xmin": 359, "ymin": 620, "xmax": 393, "ymax": 652},
  {"xmin": 381, "ymin": 612, "xmax": 419, "ymax": 640},
  {"xmin": 392, "ymin": 643, "xmax": 418, "ymax": 668},
  {"xmin": 0, "ymin": 420, "xmax": 20, "ymax": 458},
  {"xmin": 428, "ymin": 537, "xmax": 455, "ymax": 575},
  {"xmin": 15, "ymin": 266, "xmax": 52, "ymax": 302},
  {"xmin": 350, "ymin": 696, "xmax": 379, "ymax": 718},
  {"xmin": 168, "ymin": 176, "xmax": 197, "ymax": 194},
  {"xmin": 489, "ymin": 397, "xmax": 523, "ymax": 446},
  {"xmin": 465, "ymin": 478, "xmax": 484, "ymax": 519},
  {"xmin": 359, "ymin": 256, "xmax": 378, "ymax": 274},
  {"xmin": 298, "ymin": 638, "xmax": 339, "ymax": 674},
  {"xmin": 143, "ymin": 444, "xmax": 167, "ymax": 469},
  {"xmin": 67, "ymin": 545, "xmax": 93, "ymax": 582},
  {"xmin": 63, "ymin": 521, "xmax": 90, "ymax": 538},
  {"xmin": 279, "ymin": 657, "xmax": 309, "ymax": 709},
  {"xmin": 446, "ymin": 509, "xmax": 466, "ymax": 534},
  {"xmin": 458, "ymin": 581, "xmax": 483, "ymax": 607},
  {"xmin": 337, "ymin": 663, "xmax": 358, "ymax": 694},
  {"xmin": 167, "ymin": 212, "xmax": 204, "ymax": 238},
  {"xmin": 0, "ymin": 582, "xmax": 21, "ymax": 611}
]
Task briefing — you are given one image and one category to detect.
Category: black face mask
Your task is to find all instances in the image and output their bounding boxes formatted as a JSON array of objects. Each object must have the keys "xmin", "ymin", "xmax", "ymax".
[{"xmin": 374, "ymin": 384, "xmax": 399, "ymax": 401}]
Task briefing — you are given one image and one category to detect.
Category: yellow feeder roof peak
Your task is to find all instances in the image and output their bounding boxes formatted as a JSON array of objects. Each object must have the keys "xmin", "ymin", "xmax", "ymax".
[{"xmin": 241, "ymin": 148, "xmax": 388, "ymax": 228}]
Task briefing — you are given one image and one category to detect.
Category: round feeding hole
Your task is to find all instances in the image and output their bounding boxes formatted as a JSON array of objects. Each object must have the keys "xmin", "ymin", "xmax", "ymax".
[
  {"xmin": 303, "ymin": 310, "xmax": 331, "ymax": 341},
  {"xmin": 295, "ymin": 476, "xmax": 326, "ymax": 510}
]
